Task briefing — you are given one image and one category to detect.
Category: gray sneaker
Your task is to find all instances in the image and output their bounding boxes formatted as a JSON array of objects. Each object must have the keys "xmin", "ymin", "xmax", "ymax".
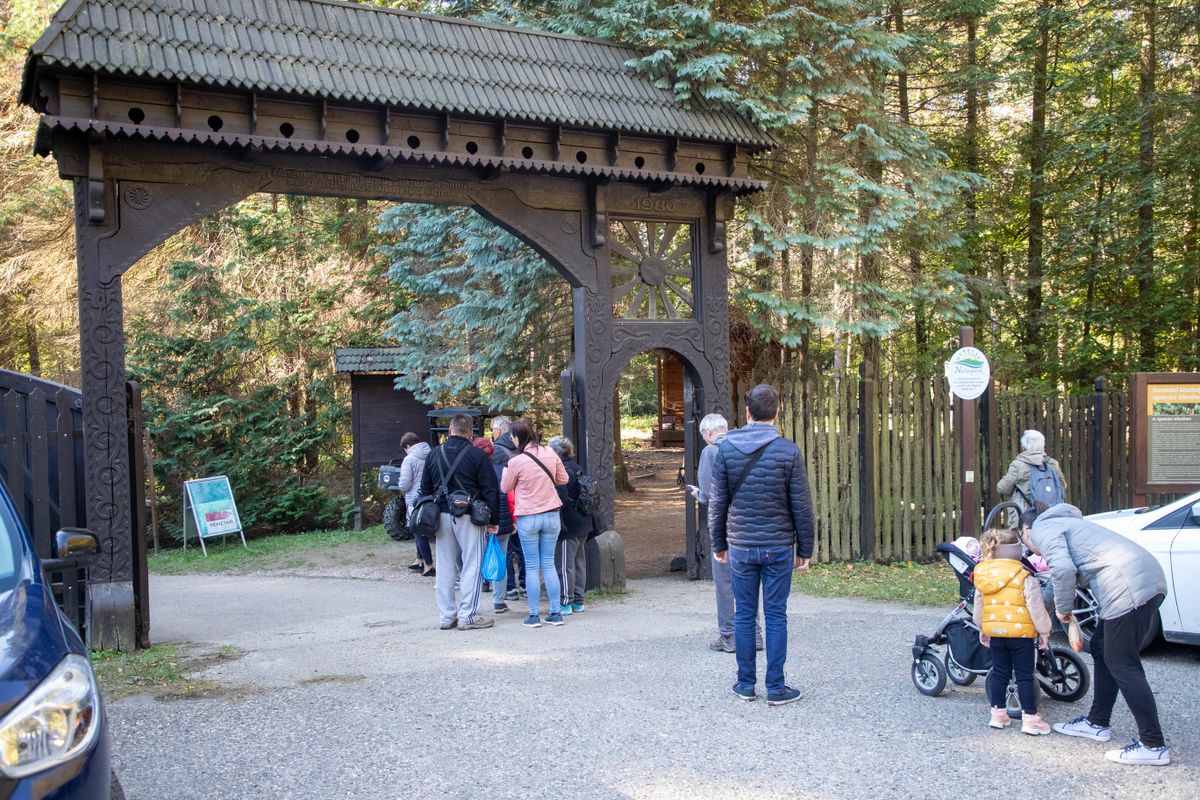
[
  {"xmin": 709, "ymin": 635, "xmax": 735, "ymax": 653},
  {"xmin": 459, "ymin": 617, "xmax": 494, "ymax": 631},
  {"xmin": 1053, "ymin": 715, "xmax": 1112, "ymax": 742},
  {"xmin": 1105, "ymin": 740, "xmax": 1170, "ymax": 766}
]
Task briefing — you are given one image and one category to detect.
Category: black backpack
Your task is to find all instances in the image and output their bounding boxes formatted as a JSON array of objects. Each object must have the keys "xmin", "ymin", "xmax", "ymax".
[{"xmin": 575, "ymin": 471, "xmax": 601, "ymax": 516}]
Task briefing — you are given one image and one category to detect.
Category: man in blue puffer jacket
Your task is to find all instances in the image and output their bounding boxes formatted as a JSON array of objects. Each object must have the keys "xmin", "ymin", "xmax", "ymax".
[{"xmin": 709, "ymin": 383, "xmax": 814, "ymax": 706}]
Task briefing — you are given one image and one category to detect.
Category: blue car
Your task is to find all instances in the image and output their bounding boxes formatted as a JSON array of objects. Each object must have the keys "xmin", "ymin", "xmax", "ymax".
[{"xmin": 0, "ymin": 482, "xmax": 112, "ymax": 799}]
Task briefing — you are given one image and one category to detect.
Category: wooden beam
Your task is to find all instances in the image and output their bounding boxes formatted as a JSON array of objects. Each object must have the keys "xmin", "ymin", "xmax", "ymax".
[
  {"xmin": 383, "ymin": 104, "xmax": 391, "ymax": 146},
  {"xmin": 706, "ymin": 190, "xmax": 725, "ymax": 254},
  {"xmin": 249, "ymin": 91, "xmax": 258, "ymax": 135},
  {"xmin": 442, "ymin": 112, "xmax": 451, "ymax": 151},
  {"xmin": 553, "ymin": 125, "xmax": 562, "ymax": 161},
  {"xmin": 609, "ymin": 131, "xmax": 621, "ymax": 166},
  {"xmin": 589, "ymin": 179, "xmax": 607, "ymax": 248},
  {"xmin": 319, "ymin": 98, "xmax": 327, "ymax": 140},
  {"xmin": 86, "ymin": 140, "xmax": 104, "ymax": 223},
  {"xmin": 668, "ymin": 137, "xmax": 679, "ymax": 172},
  {"xmin": 497, "ymin": 119, "xmax": 507, "ymax": 156}
]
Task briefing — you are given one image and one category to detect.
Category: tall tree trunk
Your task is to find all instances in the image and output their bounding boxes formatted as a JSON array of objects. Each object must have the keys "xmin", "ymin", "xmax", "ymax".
[
  {"xmin": 24, "ymin": 321, "xmax": 41, "ymax": 376},
  {"xmin": 893, "ymin": 2, "xmax": 927, "ymax": 368},
  {"xmin": 1025, "ymin": 0, "xmax": 1052, "ymax": 370},
  {"xmin": 612, "ymin": 387, "xmax": 632, "ymax": 492},
  {"xmin": 965, "ymin": 13, "xmax": 986, "ymax": 341},
  {"xmin": 1136, "ymin": 0, "xmax": 1157, "ymax": 368},
  {"xmin": 798, "ymin": 99, "xmax": 819, "ymax": 382}
]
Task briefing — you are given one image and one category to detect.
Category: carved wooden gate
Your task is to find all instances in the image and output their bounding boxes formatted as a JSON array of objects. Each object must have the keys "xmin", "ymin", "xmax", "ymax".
[{"xmin": 20, "ymin": 0, "xmax": 768, "ymax": 647}]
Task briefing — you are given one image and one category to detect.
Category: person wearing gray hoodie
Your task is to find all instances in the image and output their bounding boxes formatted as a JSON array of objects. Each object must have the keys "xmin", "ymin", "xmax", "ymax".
[
  {"xmin": 1022, "ymin": 503, "xmax": 1169, "ymax": 765},
  {"xmin": 398, "ymin": 435, "xmax": 433, "ymax": 576},
  {"xmin": 708, "ymin": 384, "xmax": 814, "ymax": 706}
]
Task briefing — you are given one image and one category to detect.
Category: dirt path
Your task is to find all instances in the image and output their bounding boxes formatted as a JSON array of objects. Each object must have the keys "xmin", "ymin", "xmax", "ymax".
[{"xmin": 613, "ymin": 446, "xmax": 688, "ymax": 579}]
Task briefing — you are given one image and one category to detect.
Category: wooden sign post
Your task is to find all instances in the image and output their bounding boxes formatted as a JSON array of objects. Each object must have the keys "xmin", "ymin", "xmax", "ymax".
[{"xmin": 945, "ymin": 327, "xmax": 990, "ymax": 538}]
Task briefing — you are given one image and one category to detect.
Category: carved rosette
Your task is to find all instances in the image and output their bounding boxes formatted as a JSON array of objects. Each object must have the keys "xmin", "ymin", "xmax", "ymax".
[{"xmin": 609, "ymin": 220, "xmax": 695, "ymax": 320}]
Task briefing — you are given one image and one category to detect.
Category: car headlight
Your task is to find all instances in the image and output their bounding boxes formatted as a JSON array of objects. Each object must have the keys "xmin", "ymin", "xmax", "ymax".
[{"xmin": 0, "ymin": 654, "xmax": 101, "ymax": 778}]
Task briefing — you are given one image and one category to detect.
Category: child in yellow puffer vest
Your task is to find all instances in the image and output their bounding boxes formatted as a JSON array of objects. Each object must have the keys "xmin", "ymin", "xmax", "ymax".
[{"xmin": 973, "ymin": 528, "xmax": 1054, "ymax": 734}]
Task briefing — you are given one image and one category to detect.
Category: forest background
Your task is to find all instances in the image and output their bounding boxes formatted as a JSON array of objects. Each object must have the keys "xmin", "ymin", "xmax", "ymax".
[{"xmin": 2, "ymin": 0, "xmax": 1197, "ymax": 540}]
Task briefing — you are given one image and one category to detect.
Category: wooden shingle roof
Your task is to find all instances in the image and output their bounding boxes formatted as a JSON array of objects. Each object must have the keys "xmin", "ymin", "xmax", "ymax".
[
  {"xmin": 24, "ymin": 0, "xmax": 771, "ymax": 149},
  {"xmin": 333, "ymin": 347, "xmax": 406, "ymax": 374}
]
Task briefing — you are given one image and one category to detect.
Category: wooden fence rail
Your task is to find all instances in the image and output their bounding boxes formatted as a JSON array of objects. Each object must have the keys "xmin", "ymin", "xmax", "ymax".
[{"xmin": 734, "ymin": 373, "xmax": 1178, "ymax": 563}]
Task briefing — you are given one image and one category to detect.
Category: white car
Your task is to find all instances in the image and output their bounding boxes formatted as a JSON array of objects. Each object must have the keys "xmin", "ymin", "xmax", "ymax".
[{"xmin": 1086, "ymin": 491, "xmax": 1200, "ymax": 646}]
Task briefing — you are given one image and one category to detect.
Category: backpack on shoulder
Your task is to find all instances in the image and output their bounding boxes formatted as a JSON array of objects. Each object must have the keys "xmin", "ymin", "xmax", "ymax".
[
  {"xmin": 409, "ymin": 444, "xmax": 472, "ymax": 537},
  {"xmin": 575, "ymin": 472, "xmax": 601, "ymax": 516},
  {"xmin": 1024, "ymin": 462, "xmax": 1065, "ymax": 507}
]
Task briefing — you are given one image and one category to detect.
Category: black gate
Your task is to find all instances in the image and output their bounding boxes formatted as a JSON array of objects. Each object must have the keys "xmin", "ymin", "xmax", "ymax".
[{"xmin": 0, "ymin": 370, "xmax": 149, "ymax": 648}]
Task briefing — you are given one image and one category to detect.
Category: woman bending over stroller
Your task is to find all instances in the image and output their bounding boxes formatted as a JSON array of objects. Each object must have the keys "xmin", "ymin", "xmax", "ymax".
[{"xmin": 973, "ymin": 528, "xmax": 1054, "ymax": 735}]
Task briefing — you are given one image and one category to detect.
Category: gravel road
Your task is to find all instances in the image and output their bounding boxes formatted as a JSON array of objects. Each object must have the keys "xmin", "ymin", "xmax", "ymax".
[{"xmin": 109, "ymin": 570, "xmax": 1200, "ymax": 799}]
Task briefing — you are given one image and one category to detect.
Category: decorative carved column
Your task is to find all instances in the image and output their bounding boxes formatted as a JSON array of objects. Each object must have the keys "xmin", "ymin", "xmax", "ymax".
[{"xmin": 75, "ymin": 177, "xmax": 137, "ymax": 649}]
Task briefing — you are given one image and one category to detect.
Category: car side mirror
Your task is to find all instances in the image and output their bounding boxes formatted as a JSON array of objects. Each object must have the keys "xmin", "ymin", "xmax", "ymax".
[
  {"xmin": 1192, "ymin": 501, "xmax": 1200, "ymax": 524},
  {"xmin": 52, "ymin": 528, "xmax": 100, "ymax": 559}
]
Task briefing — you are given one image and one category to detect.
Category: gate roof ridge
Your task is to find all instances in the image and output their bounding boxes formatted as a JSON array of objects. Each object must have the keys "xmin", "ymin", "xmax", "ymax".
[{"xmin": 21, "ymin": 0, "xmax": 772, "ymax": 150}]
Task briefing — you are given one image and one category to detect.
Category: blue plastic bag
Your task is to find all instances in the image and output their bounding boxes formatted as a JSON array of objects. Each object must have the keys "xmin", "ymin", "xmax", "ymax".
[{"xmin": 481, "ymin": 533, "xmax": 505, "ymax": 583}]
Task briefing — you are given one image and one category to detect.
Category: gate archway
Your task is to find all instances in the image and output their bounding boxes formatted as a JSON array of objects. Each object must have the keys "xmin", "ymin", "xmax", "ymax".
[{"xmin": 20, "ymin": 0, "xmax": 768, "ymax": 647}]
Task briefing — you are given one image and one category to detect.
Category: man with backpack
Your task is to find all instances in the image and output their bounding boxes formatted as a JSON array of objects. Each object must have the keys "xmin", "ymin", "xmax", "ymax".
[
  {"xmin": 709, "ymin": 384, "xmax": 814, "ymax": 706},
  {"xmin": 997, "ymin": 429, "xmax": 1066, "ymax": 513},
  {"xmin": 419, "ymin": 414, "xmax": 500, "ymax": 631}
]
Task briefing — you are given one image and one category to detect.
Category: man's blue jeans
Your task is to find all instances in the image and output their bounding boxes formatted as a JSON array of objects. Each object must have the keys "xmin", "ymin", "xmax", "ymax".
[{"xmin": 728, "ymin": 544, "xmax": 794, "ymax": 694}]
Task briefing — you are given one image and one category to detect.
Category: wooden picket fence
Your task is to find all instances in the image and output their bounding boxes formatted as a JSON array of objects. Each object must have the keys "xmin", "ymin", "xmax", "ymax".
[{"xmin": 734, "ymin": 373, "xmax": 1171, "ymax": 563}]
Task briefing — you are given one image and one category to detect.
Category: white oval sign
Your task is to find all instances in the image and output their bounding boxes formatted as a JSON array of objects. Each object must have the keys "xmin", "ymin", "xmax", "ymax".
[{"xmin": 944, "ymin": 346, "xmax": 990, "ymax": 400}]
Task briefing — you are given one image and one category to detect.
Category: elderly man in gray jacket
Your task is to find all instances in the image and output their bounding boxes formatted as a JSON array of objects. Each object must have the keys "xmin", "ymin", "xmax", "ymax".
[
  {"xmin": 689, "ymin": 413, "xmax": 762, "ymax": 654},
  {"xmin": 1021, "ymin": 503, "xmax": 1169, "ymax": 766}
]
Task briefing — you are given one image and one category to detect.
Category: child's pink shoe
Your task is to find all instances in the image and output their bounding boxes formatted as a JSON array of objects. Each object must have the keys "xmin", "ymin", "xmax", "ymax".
[
  {"xmin": 989, "ymin": 708, "xmax": 1011, "ymax": 729},
  {"xmin": 1022, "ymin": 713, "xmax": 1051, "ymax": 735}
]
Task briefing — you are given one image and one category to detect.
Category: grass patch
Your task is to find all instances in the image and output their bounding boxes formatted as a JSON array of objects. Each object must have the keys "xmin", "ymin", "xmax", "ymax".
[
  {"xmin": 149, "ymin": 525, "xmax": 390, "ymax": 575},
  {"xmin": 793, "ymin": 560, "xmax": 957, "ymax": 606},
  {"xmin": 92, "ymin": 644, "xmax": 234, "ymax": 701}
]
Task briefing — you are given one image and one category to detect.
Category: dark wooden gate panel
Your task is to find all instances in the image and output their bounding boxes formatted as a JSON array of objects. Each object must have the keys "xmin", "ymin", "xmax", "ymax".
[{"xmin": 0, "ymin": 370, "xmax": 148, "ymax": 646}]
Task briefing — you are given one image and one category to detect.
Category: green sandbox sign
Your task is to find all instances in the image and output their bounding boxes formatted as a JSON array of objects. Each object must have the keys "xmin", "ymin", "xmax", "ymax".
[{"xmin": 183, "ymin": 476, "xmax": 247, "ymax": 556}]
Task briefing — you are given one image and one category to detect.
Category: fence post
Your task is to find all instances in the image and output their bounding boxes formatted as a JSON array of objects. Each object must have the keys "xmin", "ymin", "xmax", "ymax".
[
  {"xmin": 857, "ymin": 360, "xmax": 876, "ymax": 560},
  {"xmin": 957, "ymin": 326, "xmax": 979, "ymax": 538},
  {"xmin": 1092, "ymin": 376, "xmax": 1107, "ymax": 513}
]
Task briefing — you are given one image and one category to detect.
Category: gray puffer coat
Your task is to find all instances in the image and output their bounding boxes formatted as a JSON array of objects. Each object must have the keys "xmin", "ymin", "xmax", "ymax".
[
  {"xmin": 707, "ymin": 423, "xmax": 814, "ymax": 558},
  {"xmin": 1030, "ymin": 503, "xmax": 1166, "ymax": 620},
  {"xmin": 398, "ymin": 442, "xmax": 431, "ymax": 513}
]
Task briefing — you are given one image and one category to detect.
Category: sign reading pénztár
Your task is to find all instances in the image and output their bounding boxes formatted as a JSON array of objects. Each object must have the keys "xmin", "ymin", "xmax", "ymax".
[
  {"xmin": 183, "ymin": 475, "xmax": 247, "ymax": 556},
  {"xmin": 944, "ymin": 347, "xmax": 991, "ymax": 400}
]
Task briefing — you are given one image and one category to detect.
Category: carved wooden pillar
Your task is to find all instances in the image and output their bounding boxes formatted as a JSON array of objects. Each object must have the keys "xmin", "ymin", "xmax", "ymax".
[{"xmin": 75, "ymin": 177, "xmax": 137, "ymax": 649}]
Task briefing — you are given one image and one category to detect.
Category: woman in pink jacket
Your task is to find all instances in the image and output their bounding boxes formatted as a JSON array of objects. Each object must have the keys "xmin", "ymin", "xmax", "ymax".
[{"xmin": 500, "ymin": 418, "xmax": 568, "ymax": 627}]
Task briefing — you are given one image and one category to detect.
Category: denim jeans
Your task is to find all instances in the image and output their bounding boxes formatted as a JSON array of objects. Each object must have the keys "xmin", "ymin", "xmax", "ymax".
[
  {"xmin": 728, "ymin": 544, "xmax": 794, "ymax": 694},
  {"xmin": 516, "ymin": 511, "xmax": 562, "ymax": 616}
]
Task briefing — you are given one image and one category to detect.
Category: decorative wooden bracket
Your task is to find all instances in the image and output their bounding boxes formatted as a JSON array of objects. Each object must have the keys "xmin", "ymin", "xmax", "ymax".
[
  {"xmin": 706, "ymin": 190, "xmax": 725, "ymax": 254},
  {"xmin": 497, "ymin": 119, "xmax": 507, "ymax": 156},
  {"xmin": 174, "ymin": 83, "xmax": 182, "ymax": 127},
  {"xmin": 382, "ymin": 104, "xmax": 392, "ymax": 146},
  {"xmin": 442, "ymin": 112, "xmax": 451, "ymax": 151},
  {"xmin": 589, "ymin": 179, "xmax": 608, "ymax": 249},
  {"xmin": 250, "ymin": 91, "xmax": 258, "ymax": 134},
  {"xmin": 609, "ymin": 131, "xmax": 621, "ymax": 166},
  {"xmin": 668, "ymin": 137, "xmax": 679, "ymax": 172},
  {"xmin": 553, "ymin": 125, "xmax": 563, "ymax": 162},
  {"xmin": 86, "ymin": 140, "xmax": 105, "ymax": 223},
  {"xmin": 726, "ymin": 144, "xmax": 739, "ymax": 178}
]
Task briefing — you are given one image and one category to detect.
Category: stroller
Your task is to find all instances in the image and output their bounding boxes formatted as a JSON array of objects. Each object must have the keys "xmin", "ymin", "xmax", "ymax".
[{"xmin": 910, "ymin": 503, "xmax": 1090, "ymax": 715}]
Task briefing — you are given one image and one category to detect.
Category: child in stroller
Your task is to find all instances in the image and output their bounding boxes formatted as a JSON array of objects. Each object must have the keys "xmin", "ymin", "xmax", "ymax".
[{"xmin": 911, "ymin": 504, "xmax": 1091, "ymax": 717}]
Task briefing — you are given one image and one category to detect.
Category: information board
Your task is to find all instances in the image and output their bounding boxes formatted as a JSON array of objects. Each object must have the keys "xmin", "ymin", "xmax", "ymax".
[
  {"xmin": 1131, "ymin": 373, "xmax": 1200, "ymax": 496},
  {"xmin": 183, "ymin": 475, "xmax": 246, "ymax": 556},
  {"xmin": 944, "ymin": 346, "xmax": 991, "ymax": 400}
]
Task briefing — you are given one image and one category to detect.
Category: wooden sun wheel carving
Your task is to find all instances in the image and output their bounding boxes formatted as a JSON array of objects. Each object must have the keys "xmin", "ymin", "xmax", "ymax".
[{"xmin": 610, "ymin": 220, "xmax": 695, "ymax": 319}]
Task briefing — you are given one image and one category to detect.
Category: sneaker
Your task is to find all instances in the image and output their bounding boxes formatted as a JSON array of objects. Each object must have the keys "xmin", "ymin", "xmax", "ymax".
[
  {"xmin": 766, "ymin": 686, "xmax": 802, "ymax": 706},
  {"xmin": 989, "ymin": 708, "xmax": 1011, "ymax": 729},
  {"xmin": 571, "ymin": 602, "xmax": 585, "ymax": 613},
  {"xmin": 732, "ymin": 683, "xmax": 757, "ymax": 702},
  {"xmin": 460, "ymin": 617, "xmax": 494, "ymax": 631},
  {"xmin": 755, "ymin": 633, "xmax": 765, "ymax": 652},
  {"xmin": 545, "ymin": 612, "xmax": 565, "ymax": 626},
  {"xmin": 560, "ymin": 604, "xmax": 573, "ymax": 616},
  {"xmin": 504, "ymin": 589, "xmax": 520, "ymax": 601},
  {"xmin": 493, "ymin": 603, "xmax": 509, "ymax": 614},
  {"xmin": 1105, "ymin": 740, "xmax": 1170, "ymax": 766},
  {"xmin": 438, "ymin": 619, "xmax": 457, "ymax": 630},
  {"xmin": 422, "ymin": 566, "xmax": 436, "ymax": 578},
  {"xmin": 1021, "ymin": 713, "xmax": 1051, "ymax": 736},
  {"xmin": 522, "ymin": 615, "xmax": 542, "ymax": 628},
  {"xmin": 1053, "ymin": 715, "xmax": 1112, "ymax": 742},
  {"xmin": 408, "ymin": 562, "xmax": 424, "ymax": 572},
  {"xmin": 709, "ymin": 635, "xmax": 736, "ymax": 653}
]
